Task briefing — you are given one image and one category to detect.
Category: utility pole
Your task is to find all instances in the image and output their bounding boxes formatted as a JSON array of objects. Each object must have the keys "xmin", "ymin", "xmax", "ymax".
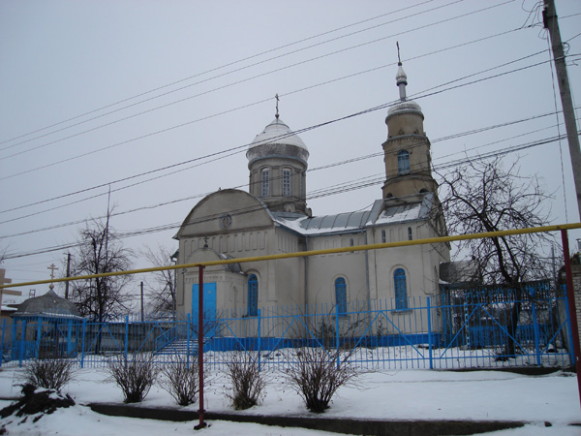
[
  {"xmin": 65, "ymin": 253, "xmax": 71, "ymax": 299},
  {"xmin": 543, "ymin": 0, "xmax": 581, "ymax": 221},
  {"xmin": 140, "ymin": 281, "xmax": 144, "ymax": 322}
]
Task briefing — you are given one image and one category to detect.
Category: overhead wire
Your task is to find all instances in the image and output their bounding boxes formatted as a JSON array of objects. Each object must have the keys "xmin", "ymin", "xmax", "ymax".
[
  {"xmin": 0, "ymin": 0, "xmax": 456, "ymax": 153},
  {"xmin": 0, "ymin": 53, "xmax": 573, "ymax": 241},
  {"xmin": 3, "ymin": 0, "xmax": 576, "ymax": 258},
  {"xmin": 2, "ymin": 115, "xmax": 577, "ymax": 243},
  {"xmin": 3, "ymin": 125, "xmax": 576, "ymax": 262},
  {"xmin": 0, "ymin": 0, "xmax": 511, "ymax": 163},
  {"xmin": 0, "ymin": 41, "xmax": 557, "ymax": 218}
]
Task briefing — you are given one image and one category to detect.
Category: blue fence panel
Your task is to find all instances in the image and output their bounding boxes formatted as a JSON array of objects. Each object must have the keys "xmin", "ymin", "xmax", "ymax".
[{"xmin": 0, "ymin": 286, "xmax": 572, "ymax": 371}]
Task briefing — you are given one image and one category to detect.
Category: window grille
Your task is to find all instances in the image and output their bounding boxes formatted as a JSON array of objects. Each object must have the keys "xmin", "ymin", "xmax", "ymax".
[
  {"xmin": 335, "ymin": 277, "xmax": 347, "ymax": 314},
  {"xmin": 282, "ymin": 168, "xmax": 292, "ymax": 196},
  {"xmin": 393, "ymin": 268, "xmax": 408, "ymax": 310},
  {"xmin": 261, "ymin": 169, "xmax": 270, "ymax": 197},
  {"xmin": 247, "ymin": 274, "xmax": 258, "ymax": 316},
  {"xmin": 397, "ymin": 150, "xmax": 410, "ymax": 175}
]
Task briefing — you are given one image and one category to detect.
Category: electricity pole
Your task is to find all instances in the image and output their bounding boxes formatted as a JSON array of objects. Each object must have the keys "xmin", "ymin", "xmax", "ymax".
[
  {"xmin": 140, "ymin": 281, "xmax": 144, "ymax": 322},
  {"xmin": 543, "ymin": 0, "xmax": 581, "ymax": 221},
  {"xmin": 65, "ymin": 253, "xmax": 71, "ymax": 299}
]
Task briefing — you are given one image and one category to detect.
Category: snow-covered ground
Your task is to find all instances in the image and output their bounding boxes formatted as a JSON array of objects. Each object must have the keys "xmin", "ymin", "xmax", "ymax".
[{"xmin": 0, "ymin": 363, "xmax": 579, "ymax": 435}]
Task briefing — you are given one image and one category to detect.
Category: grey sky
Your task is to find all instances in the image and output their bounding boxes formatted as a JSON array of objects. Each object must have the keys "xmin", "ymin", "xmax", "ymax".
[{"xmin": 1, "ymin": 0, "xmax": 580, "ymax": 304}]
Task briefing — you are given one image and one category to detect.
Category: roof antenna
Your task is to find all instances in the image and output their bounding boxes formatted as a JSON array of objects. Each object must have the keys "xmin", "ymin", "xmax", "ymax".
[{"xmin": 275, "ymin": 93, "xmax": 280, "ymax": 119}]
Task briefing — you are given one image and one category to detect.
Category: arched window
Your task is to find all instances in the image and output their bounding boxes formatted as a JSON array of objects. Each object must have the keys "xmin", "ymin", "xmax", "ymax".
[
  {"xmin": 247, "ymin": 274, "xmax": 258, "ymax": 316},
  {"xmin": 335, "ymin": 277, "xmax": 347, "ymax": 315},
  {"xmin": 397, "ymin": 150, "xmax": 410, "ymax": 175},
  {"xmin": 381, "ymin": 229, "xmax": 387, "ymax": 243},
  {"xmin": 261, "ymin": 169, "xmax": 270, "ymax": 197},
  {"xmin": 282, "ymin": 168, "xmax": 292, "ymax": 196},
  {"xmin": 408, "ymin": 227, "xmax": 413, "ymax": 240},
  {"xmin": 393, "ymin": 268, "xmax": 408, "ymax": 310}
]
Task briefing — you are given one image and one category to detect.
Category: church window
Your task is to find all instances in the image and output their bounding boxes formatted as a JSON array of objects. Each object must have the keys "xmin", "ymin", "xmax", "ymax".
[
  {"xmin": 261, "ymin": 169, "xmax": 270, "ymax": 197},
  {"xmin": 393, "ymin": 268, "xmax": 408, "ymax": 310},
  {"xmin": 247, "ymin": 274, "xmax": 258, "ymax": 316},
  {"xmin": 282, "ymin": 168, "xmax": 292, "ymax": 196},
  {"xmin": 381, "ymin": 230, "xmax": 386, "ymax": 243},
  {"xmin": 408, "ymin": 227, "xmax": 413, "ymax": 240},
  {"xmin": 398, "ymin": 150, "xmax": 410, "ymax": 175},
  {"xmin": 335, "ymin": 277, "xmax": 347, "ymax": 315}
]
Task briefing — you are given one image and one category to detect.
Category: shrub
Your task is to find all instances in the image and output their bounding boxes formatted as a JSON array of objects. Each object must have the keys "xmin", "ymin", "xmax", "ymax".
[
  {"xmin": 21, "ymin": 359, "xmax": 75, "ymax": 392},
  {"xmin": 226, "ymin": 352, "xmax": 265, "ymax": 410},
  {"xmin": 107, "ymin": 353, "xmax": 159, "ymax": 403},
  {"xmin": 285, "ymin": 347, "xmax": 357, "ymax": 413},
  {"xmin": 161, "ymin": 354, "xmax": 199, "ymax": 406}
]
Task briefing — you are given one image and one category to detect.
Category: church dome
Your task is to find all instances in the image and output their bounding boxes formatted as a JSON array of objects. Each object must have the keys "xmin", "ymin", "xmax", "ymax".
[
  {"xmin": 247, "ymin": 118, "xmax": 309, "ymax": 166},
  {"xmin": 387, "ymin": 100, "xmax": 424, "ymax": 120}
]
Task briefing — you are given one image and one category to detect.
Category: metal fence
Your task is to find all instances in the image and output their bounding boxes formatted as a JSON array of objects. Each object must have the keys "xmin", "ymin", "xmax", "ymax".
[{"xmin": 1, "ymin": 285, "xmax": 573, "ymax": 371}]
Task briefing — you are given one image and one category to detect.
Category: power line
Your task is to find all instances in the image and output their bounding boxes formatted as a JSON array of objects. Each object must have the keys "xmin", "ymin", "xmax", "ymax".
[
  {"xmin": 0, "ymin": 0, "xmax": 511, "ymax": 162},
  {"xmin": 0, "ymin": 0, "xmax": 453, "ymax": 152},
  {"xmin": 2, "ymin": 122, "xmax": 576, "ymax": 246},
  {"xmin": 0, "ymin": 43, "xmax": 557, "ymax": 218}
]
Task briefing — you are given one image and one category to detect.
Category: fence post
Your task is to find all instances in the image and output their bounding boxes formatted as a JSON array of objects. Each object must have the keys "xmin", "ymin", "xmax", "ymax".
[
  {"xmin": 531, "ymin": 300, "xmax": 541, "ymax": 366},
  {"xmin": 186, "ymin": 313, "xmax": 191, "ymax": 368},
  {"xmin": 11, "ymin": 320, "xmax": 17, "ymax": 362},
  {"xmin": 563, "ymin": 293, "xmax": 576, "ymax": 366},
  {"xmin": 257, "ymin": 309, "xmax": 262, "ymax": 372},
  {"xmin": 427, "ymin": 297, "xmax": 433, "ymax": 370},
  {"xmin": 0, "ymin": 319, "xmax": 6, "ymax": 367},
  {"xmin": 124, "ymin": 316, "xmax": 129, "ymax": 361},
  {"xmin": 66, "ymin": 320, "xmax": 73, "ymax": 357},
  {"xmin": 335, "ymin": 304, "xmax": 340, "ymax": 369},
  {"xmin": 19, "ymin": 320, "xmax": 27, "ymax": 367},
  {"xmin": 80, "ymin": 319, "xmax": 87, "ymax": 369},
  {"xmin": 35, "ymin": 317, "xmax": 43, "ymax": 359}
]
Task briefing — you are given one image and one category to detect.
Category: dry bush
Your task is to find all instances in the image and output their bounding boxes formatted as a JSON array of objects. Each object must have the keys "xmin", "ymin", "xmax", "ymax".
[
  {"xmin": 22, "ymin": 359, "xmax": 75, "ymax": 392},
  {"xmin": 161, "ymin": 354, "xmax": 199, "ymax": 406},
  {"xmin": 226, "ymin": 352, "xmax": 265, "ymax": 410},
  {"xmin": 107, "ymin": 353, "xmax": 159, "ymax": 403},
  {"xmin": 285, "ymin": 347, "xmax": 358, "ymax": 413}
]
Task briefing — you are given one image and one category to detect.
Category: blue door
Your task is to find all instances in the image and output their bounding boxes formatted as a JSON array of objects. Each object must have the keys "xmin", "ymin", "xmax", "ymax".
[{"xmin": 192, "ymin": 282, "xmax": 217, "ymax": 337}]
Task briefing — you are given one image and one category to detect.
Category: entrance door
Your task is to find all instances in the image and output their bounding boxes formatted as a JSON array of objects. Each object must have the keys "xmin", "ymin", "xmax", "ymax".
[{"xmin": 192, "ymin": 282, "xmax": 217, "ymax": 337}]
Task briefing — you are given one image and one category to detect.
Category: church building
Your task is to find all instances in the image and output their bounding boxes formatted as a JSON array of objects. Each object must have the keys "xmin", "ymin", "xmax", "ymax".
[{"xmin": 174, "ymin": 63, "xmax": 450, "ymax": 324}]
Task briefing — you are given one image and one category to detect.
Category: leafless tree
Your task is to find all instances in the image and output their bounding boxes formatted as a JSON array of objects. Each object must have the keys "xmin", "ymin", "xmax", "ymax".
[
  {"xmin": 107, "ymin": 353, "xmax": 159, "ymax": 403},
  {"xmin": 160, "ymin": 354, "xmax": 199, "ymax": 406},
  {"xmin": 70, "ymin": 218, "xmax": 133, "ymax": 323},
  {"xmin": 285, "ymin": 346, "xmax": 358, "ymax": 413},
  {"xmin": 438, "ymin": 157, "xmax": 553, "ymax": 357},
  {"xmin": 142, "ymin": 245, "xmax": 177, "ymax": 318},
  {"xmin": 225, "ymin": 352, "xmax": 265, "ymax": 410}
]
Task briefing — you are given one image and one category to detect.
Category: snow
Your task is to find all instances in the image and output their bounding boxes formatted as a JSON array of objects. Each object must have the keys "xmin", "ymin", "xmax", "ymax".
[{"xmin": 0, "ymin": 364, "xmax": 579, "ymax": 435}]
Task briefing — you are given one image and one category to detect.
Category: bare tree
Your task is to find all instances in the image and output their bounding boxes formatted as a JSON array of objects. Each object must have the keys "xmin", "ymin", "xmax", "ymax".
[
  {"xmin": 142, "ymin": 245, "xmax": 177, "ymax": 318},
  {"xmin": 70, "ymin": 219, "xmax": 133, "ymax": 322},
  {"xmin": 438, "ymin": 157, "xmax": 552, "ymax": 357}
]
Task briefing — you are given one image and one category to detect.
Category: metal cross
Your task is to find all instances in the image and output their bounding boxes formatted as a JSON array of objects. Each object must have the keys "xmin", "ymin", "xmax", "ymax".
[
  {"xmin": 47, "ymin": 263, "xmax": 58, "ymax": 280},
  {"xmin": 275, "ymin": 93, "xmax": 279, "ymax": 119},
  {"xmin": 396, "ymin": 41, "xmax": 401, "ymax": 65}
]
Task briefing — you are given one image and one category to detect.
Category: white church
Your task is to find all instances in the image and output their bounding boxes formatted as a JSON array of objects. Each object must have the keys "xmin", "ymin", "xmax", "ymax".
[{"xmin": 174, "ymin": 63, "xmax": 450, "ymax": 325}]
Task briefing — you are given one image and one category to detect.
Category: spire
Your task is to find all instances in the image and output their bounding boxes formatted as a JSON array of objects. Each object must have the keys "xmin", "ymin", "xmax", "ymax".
[
  {"xmin": 396, "ymin": 42, "xmax": 407, "ymax": 101},
  {"xmin": 275, "ymin": 93, "xmax": 280, "ymax": 119}
]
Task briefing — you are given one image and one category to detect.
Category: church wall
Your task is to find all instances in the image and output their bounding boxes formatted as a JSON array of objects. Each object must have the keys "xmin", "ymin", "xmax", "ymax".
[
  {"xmin": 271, "ymin": 229, "xmax": 305, "ymax": 308},
  {"xmin": 306, "ymin": 233, "xmax": 368, "ymax": 306}
]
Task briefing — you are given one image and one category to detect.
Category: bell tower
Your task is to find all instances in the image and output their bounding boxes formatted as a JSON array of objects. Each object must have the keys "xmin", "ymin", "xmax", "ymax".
[{"xmin": 381, "ymin": 61, "xmax": 437, "ymax": 200}]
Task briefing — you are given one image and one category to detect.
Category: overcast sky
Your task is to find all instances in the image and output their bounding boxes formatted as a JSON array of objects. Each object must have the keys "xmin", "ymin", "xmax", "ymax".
[{"xmin": 1, "ymin": 0, "xmax": 580, "ymax": 305}]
